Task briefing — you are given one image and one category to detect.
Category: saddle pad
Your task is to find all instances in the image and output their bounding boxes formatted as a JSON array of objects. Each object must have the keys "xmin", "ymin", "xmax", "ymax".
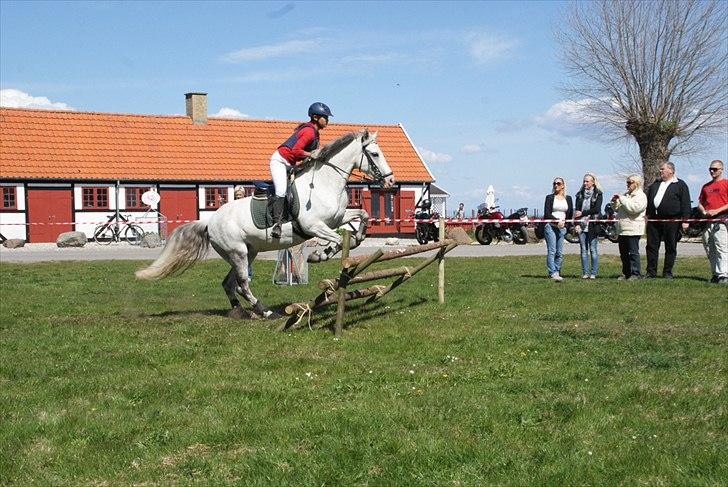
[{"xmin": 250, "ymin": 185, "xmax": 301, "ymax": 230}]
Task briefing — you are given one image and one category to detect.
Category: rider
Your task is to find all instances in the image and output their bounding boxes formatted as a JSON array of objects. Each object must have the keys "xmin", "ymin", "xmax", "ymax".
[{"xmin": 269, "ymin": 102, "xmax": 332, "ymax": 239}]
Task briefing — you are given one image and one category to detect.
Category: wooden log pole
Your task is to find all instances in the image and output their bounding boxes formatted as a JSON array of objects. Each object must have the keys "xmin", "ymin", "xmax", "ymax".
[
  {"xmin": 335, "ymin": 230, "xmax": 351, "ymax": 336},
  {"xmin": 438, "ymin": 216, "xmax": 446, "ymax": 304},
  {"xmin": 349, "ymin": 248, "xmax": 384, "ymax": 277},
  {"xmin": 318, "ymin": 265, "xmax": 411, "ymax": 292},
  {"xmin": 341, "ymin": 239, "xmax": 455, "ymax": 269},
  {"xmin": 371, "ymin": 242, "xmax": 457, "ymax": 301}
]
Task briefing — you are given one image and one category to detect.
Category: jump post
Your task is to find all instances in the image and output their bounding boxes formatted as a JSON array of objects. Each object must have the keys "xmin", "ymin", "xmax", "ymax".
[{"xmin": 283, "ymin": 219, "xmax": 455, "ymax": 335}]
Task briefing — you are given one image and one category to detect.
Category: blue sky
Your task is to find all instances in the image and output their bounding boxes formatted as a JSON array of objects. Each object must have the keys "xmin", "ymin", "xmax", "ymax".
[{"xmin": 2, "ymin": 0, "xmax": 726, "ymax": 214}]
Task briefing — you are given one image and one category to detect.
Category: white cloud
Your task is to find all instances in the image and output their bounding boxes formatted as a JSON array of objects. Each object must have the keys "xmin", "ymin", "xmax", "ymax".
[
  {"xmin": 0, "ymin": 88, "xmax": 74, "ymax": 110},
  {"xmin": 221, "ymin": 40, "xmax": 320, "ymax": 62},
  {"xmin": 461, "ymin": 143, "xmax": 485, "ymax": 154},
  {"xmin": 467, "ymin": 33, "xmax": 518, "ymax": 64},
  {"xmin": 210, "ymin": 107, "xmax": 249, "ymax": 118},
  {"xmin": 417, "ymin": 147, "xmax": 453, "ymax": 164},
  {"xmin": 533, "ymin": 98, "xmax": 624, "ymax": 139}
]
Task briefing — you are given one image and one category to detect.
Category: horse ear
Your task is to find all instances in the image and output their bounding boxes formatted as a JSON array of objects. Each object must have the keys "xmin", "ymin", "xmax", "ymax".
[
  {"xmin": 371, "ymin": 131, "xmax": 378, "ymax": 141},
  {"xmin": 361, "ymin": 128, "xmax": 369, "ymax": 141}
]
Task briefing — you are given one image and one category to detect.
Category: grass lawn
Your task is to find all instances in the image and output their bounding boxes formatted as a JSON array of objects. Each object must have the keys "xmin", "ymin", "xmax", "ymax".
[{"xmin": 1, "ymin": 255, "xmax": 726, "ymax": 485}]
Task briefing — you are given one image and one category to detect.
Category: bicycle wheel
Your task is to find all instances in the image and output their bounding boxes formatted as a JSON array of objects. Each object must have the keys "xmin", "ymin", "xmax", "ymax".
[
  {"xmin": 124, "ymin": 225, "xmax": 144, "ymax": 245},
  {"xmin": 93, "ymin": 224, "xmax": 115, "ymax": 245}
]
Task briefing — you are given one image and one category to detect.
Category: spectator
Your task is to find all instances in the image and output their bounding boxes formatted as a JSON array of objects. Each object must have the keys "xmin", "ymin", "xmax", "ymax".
[
  {"xmin": 612, "ymin": 174, "xmax": 647, "ymax": 280},
  {"xmin": 455, "ymin": 202, "xmax": 465, "ymax": 219},
  {"xmin": 645, "ymin": 161, "xmax": 691, "ymax": 279},
  {"xmin": 698, "ymin": 160, "xmax": 728, "ymax": 284},
  {"xmin": 234, "ymin": 185, "xmax": 245, "ymax": 200},
  {"xmin": 543, "ymin": 177, "xmax": 573, "ymax": 282},
  {"xmin": 574, "ymin": 173, "xmax": 603, "ymax": 279}
]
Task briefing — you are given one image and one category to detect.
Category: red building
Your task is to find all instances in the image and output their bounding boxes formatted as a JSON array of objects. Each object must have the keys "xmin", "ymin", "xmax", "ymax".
[{"xmin": 0, "ymin": 94, "xmax": 435, "ymax": 242}]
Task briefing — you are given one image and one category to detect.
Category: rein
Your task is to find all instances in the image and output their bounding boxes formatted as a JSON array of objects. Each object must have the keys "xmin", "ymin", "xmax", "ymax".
[{"xmin": 307, "ymin": 138, "xmax": 392, "ymax": 184}]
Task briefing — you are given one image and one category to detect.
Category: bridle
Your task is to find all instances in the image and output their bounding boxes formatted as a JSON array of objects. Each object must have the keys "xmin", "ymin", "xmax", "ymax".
[
  {"xmin": 312, "ymin": 137, "xmax": 392, "ymax": 184},
  {"xmin": 360, "ymin": 139, "xmax": 393, "ymax": 182}
]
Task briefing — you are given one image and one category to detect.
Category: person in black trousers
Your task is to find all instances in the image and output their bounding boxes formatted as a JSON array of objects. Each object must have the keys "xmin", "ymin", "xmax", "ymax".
[{"xmin": 645, "ymin": 161, "xmax": 691, "ymax": 278}]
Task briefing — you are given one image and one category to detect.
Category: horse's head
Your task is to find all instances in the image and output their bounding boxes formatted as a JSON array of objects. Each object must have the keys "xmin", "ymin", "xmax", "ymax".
[{"xmin": 359, "ymin": 129, "xmax": 395, "ymax": 189}]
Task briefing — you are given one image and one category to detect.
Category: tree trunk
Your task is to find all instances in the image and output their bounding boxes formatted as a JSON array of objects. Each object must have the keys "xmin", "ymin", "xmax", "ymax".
[{"xmin": 625, "ymin": 119, "xmax": 675, "ymax": 185}]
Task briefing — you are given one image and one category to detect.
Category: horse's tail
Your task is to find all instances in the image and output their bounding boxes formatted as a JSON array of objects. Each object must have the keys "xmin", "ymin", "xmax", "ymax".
[{"xmin": 135, "ymin": 221, "xmax": 210, "ymax": 280}]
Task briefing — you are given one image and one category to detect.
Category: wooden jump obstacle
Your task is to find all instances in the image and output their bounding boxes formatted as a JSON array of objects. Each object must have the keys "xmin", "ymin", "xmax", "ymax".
[{"xmin": 283, "ymin": 219, "xmax": 457, "ymax": 335}]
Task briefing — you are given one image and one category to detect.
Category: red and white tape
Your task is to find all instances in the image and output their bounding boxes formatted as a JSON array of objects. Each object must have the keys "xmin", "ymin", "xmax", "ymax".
[{"xmin": 1, "ymin": 217, "xmax": 727, "ymax": 226}]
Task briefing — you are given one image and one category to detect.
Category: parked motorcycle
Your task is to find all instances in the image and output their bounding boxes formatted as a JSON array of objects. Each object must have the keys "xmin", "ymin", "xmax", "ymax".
[
  {"xmin": 414, "ymin": 199, "xmax": 440, "ymax": 245},
  {"xmin": 565, "ymin": 203, "xmax": 619, "ymax": 244},
  {"xmin": 597, "ymin": 203, "xmax": 619, "ymax": 243},
  {"xmin": 680, "ymin": 206, "xmax": 709, "ymax": 240},
  {"xmin": 475, "ymin": 205, "xmax": 529, "ymax": 245}
]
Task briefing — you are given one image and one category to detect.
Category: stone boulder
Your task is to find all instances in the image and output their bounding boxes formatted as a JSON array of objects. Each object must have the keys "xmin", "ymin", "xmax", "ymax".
[
  {"xmin": 56, "ymin": 231, "xmax": 87, "ymax": 248},
  {"xmin": 139, "ymin": 233, "xmax": 162, "ymax": 248},
  {"xmin": 385, "ymin": 237, "xmax": 399, "ymax": 246},
  {"xmin": 2, "ymin": 238, "xmax": 26, "ymax": 249},
  {"xmin": 445, "ymin": 226, "xmax": 473, "ymax": 245}
]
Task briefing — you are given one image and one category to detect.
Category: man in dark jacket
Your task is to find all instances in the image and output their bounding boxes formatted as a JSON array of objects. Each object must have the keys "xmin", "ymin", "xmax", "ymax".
[{"xmin": 645, "ymin": 161, "xmax": 691, "ymax": 278}]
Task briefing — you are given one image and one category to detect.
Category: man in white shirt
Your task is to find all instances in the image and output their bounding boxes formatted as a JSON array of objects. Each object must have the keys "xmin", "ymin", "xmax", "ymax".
[{"xmin": 645, "ymin": 161, "xmax": 692, "ymax": 278}]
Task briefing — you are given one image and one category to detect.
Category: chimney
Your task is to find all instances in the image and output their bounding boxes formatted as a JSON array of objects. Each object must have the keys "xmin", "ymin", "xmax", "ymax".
[{"xmin": 185, "ymin": 92, "xmax": 207, "ymax": 124}]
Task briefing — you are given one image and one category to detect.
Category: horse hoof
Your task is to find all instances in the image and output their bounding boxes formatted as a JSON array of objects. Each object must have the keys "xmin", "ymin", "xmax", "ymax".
[{"xmin": 264, "ymin": 310, "xmax": 282, "ymax": 320}]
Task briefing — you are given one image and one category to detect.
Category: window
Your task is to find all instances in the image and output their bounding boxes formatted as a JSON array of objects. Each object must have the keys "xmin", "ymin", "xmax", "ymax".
[
  {"xmin": 347, "ymin": 187, "xmax": 363, "ymax": 208},
  {"xmin": 82, "ymin": 187, "xmax": 109, "ymax": 209},
  {"xmin": 233, "ymin": 185, "xmax": 255, "ymax": 199},
  {"xmin": 1, "ymin": 186, "xmax": 17, "ymax": 210},
  {"xmin": 205, "ymin": 187, "xmax": 228, "ymax": 208},
  {"xmin": 126, "ymin": 187, "xmax": 151, "ymax": 209}
]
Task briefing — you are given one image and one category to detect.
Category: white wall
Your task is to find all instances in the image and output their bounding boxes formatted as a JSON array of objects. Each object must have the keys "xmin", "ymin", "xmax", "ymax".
[
  {"xmin": 0, "ymin": 212, "xmax": 27, "ymax": 240},
  {"xmin": 0, "ymin": 184, "xmax": 27, "ymax": 239}
]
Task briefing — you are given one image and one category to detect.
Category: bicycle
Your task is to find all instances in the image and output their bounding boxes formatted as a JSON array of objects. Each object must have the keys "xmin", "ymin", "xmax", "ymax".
[{"xmin": 93, "ymin": 213, "xmax": 144, "ymax": 245}]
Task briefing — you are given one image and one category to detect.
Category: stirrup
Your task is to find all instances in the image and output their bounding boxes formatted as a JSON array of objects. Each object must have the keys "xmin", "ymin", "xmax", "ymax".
[{"xmin": 271, "ymin": 222, "xmax": 283, "ymax": 239}]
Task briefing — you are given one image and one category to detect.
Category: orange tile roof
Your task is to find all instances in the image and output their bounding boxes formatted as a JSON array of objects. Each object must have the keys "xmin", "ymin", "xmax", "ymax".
[{"xmin": 0, "ymin": 107, "xmax": 433, "ymax": 183}]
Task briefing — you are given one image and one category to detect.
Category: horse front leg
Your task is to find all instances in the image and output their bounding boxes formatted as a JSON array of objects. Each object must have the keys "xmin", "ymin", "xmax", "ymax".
[
  {"xmin": 342, "ymin": 208, "xmax": 369, "ymax": 249},
  {"xmin": 306, "ymin": 223, "xmax": 344, "ymax": 262}
]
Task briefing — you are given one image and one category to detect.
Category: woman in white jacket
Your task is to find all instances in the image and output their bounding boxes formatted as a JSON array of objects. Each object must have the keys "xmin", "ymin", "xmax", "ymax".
[{"xmin": 611, "ymin": 174, "xmax": 647, "ymax": 280}]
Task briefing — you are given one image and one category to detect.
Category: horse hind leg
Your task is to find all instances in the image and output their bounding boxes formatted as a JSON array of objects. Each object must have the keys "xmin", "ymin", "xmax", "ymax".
[
  {"xmin": 222, "ymin": 269, "xmax": 248, "ymax": 319},
  {"xmin": 228, "ymin": 251, "xmax": 280, "ymax": 320}
]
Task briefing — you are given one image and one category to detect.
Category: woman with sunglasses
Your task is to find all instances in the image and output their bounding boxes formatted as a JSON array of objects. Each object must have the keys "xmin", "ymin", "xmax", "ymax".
[
  {"xmin": 611, "ymin": 174, "xmax": 647, "ymax": 280},
  {"xmin": 543, "ymin": 177, "xmax": 573, "ymax": 281}
]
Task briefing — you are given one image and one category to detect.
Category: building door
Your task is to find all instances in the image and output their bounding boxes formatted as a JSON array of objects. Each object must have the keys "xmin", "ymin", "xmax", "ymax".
[
  {"xmin": 159, "ymin": 188, "xmax": 198, "ymax": 235},
  {"xmin": 27, "ymin": 188, "xmax": 73, "ymax": 243},
  {"xmin": 364, "ymin": 189, "xmax": 397, "ymax": 234},
  {"xmin": 398, "ymin": 190, "xmax": 415, "ymax": 234}
]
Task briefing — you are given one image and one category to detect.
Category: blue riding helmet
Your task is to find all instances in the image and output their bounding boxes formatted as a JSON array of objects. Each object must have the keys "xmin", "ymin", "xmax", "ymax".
[{"xmin": 308, "ymin": 102, "xmax": 333, "ymax": 119}]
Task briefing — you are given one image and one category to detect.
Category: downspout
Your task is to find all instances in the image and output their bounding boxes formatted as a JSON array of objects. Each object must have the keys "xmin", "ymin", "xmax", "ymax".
[{"xmin": 115, "ymin": 180, "xmax": 120, "ymax": 228}]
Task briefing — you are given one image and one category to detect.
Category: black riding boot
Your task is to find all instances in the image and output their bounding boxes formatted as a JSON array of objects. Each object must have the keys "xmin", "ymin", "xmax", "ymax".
[{"xmin": 270, "ymin": 196, "xmax": 286, "ymax": 239}]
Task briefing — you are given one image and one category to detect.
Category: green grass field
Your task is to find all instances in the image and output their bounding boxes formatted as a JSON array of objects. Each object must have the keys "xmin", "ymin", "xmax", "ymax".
[{"xmin": 1, "ymin": 255, "xmax": 726, "ymax": 485}]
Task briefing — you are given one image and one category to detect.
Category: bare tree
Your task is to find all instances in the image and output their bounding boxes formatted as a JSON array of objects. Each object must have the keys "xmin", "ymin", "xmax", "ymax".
[{"xmin": 556, "ymin": 0, "xmax": 727, "ymax": 184}]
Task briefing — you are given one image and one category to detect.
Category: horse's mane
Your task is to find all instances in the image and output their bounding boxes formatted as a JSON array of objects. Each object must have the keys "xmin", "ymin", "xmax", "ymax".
[{"xmin": 296, "ymin": 130, "xmax": 364, "ymax": 173}]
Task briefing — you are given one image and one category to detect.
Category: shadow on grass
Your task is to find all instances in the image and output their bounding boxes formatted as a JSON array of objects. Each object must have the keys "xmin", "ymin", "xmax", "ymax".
[{"xmin": 282, "ymin": 296, "xmax": 428, "ymax": 333}]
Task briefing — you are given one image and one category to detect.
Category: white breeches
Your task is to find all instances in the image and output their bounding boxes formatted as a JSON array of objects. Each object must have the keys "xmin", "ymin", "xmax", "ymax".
[
  {"xmin": 269, "ymin": 151, "xmax": 290, "ymax": 198},
  {"xmin": 703, "ymin": 222, "xmax": 728, "ymax": 278}
]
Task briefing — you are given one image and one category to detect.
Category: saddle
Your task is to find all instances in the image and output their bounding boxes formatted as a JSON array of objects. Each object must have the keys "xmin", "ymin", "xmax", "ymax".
[{"xmin": 249, "ymin": 182, "xmax": 301, "ymax": 230}]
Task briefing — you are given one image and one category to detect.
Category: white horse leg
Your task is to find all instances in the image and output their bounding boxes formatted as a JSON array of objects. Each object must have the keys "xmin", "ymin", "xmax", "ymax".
[
  {"xmin": 213, "ymin": 240, "xmax": 278, "ymax": 320},
  {"xmin": 342, "ymin": 208, "xmax": 369, "ymax": 248},
  {"xmin": 306, "ymin": 223, "xmax": 345, "ymax": 262}
]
